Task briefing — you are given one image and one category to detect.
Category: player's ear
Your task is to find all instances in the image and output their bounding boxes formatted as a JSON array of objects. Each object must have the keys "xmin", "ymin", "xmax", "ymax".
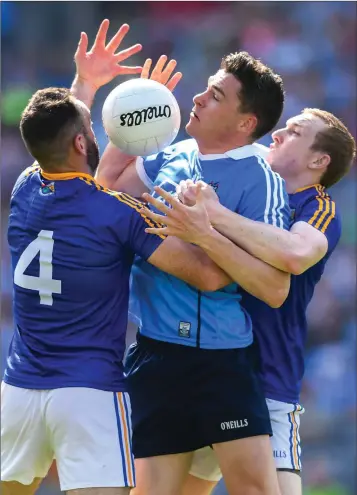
[
  {"xmin": 238, "ymin": 114, "xmax": 257, "ymax": 137},
  {"xmin": 310, "ymin": 153, "xmax": 331, "ymax": 171},
  {"xmin": 73, "ymin": 133, "xmax": 87, "ymax": 157}
]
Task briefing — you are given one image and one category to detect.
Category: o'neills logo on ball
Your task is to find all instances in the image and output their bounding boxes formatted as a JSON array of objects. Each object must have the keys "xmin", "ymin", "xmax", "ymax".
[{"xmin": 120, "ymin": 105, "xmax": 172, "ymax": 127}]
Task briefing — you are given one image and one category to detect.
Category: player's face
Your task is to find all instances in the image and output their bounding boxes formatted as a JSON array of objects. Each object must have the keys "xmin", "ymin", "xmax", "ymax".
[
  {"xmin": 186, "ymin": 70, "xmax": 256, "ymax": 150},
  {"xmin": 268, "ymin": 113, "xmax": 328, "ymax": 178},
  {"xmin": 85, "ymin": 132, "xmax": 100, "ymax": 173},
  {"xmin": 76, "ymin": 101, "xmax": 100, "ymax": 173}
]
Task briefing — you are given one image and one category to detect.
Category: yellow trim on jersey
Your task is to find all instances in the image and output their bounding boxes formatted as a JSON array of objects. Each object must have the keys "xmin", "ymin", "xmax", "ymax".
[
  {"xmin": 295, "ymin": 183, "xmax": 324, "ymax": 193},
  {"xmin": 77, "ymin": 177, "xmax": 166, "ymax": 239},
  {"xmin": 40, "ymin": 170, "xmax": 95, "ymax": 181},
  {"xmin": 307, "ymin": 186, "xmax": 335, "ymax": 233}
]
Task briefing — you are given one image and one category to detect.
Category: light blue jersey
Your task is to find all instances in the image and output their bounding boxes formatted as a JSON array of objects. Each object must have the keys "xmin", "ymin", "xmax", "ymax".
[{"xmin": 129, "ymin": 139, "xmax": 290, "ymax": 349}]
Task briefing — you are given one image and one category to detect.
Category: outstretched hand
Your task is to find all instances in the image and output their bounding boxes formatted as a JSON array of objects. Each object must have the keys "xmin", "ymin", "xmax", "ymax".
[
  {"xmin": 142, "ymin": 185, "xmax": 212, "ymax": 245},
  {"xmin": 74, "ymin": 19, "xmax": 143, "ymax": 90},
  {"xmin": 141, "ymin": 55, "xmax": 183, "ymax": 92}
]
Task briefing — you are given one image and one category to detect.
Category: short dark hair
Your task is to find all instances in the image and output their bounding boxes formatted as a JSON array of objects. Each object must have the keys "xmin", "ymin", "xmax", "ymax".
[
  {"xmin": 303, "ymin": 108, "xmax": 356, "ymax": 188},
  {"xmin": 221, "ymin": 51, "xmax": 285, "ymax": 140},
  {"xmin": 20, "ymin": 87, "xmax": 85, "ymax": 168}
]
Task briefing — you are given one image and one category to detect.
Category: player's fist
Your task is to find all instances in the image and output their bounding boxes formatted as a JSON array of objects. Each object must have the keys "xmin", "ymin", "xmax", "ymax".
[
  {"xmin": 74, "ymin": 19, "xmax": 142, "ymax": 90},
  {"xmin": 176, "ymin": 179, "xmax": 198, "ymax": 206},
  {"xmin": 141, "ymin": 55, "xmax": 183, "ymax": 92}
]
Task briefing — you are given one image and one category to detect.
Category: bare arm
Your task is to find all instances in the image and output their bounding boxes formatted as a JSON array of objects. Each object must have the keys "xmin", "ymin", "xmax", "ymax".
[
  {"xmin": 143, "ymin": 187, "xmax": 290, "ymax": 308},
  {"xmin": 192, "ymin": 228, "xmax": 290, "ymax": 307},
  {"xmin": 96, "ymin": 56, "xmax": 183, "ymax": 193},
  {"xmin": 210, "ymin": 204, "xmax": 328, "ymax": 275},
  {"xmin": 95, "ymin": 145, "xmax": 146, "ymax": 195},
  {"xmin": 70, "ymin": 21, "xmax": 182, "ymax": 194},
  {"xmin": 179, "ymin": 180, "xmax": 328, "ymax": 276},
  {"xmin": 147, "ymin": 236, "xmax": 232, "ymax": 292}
]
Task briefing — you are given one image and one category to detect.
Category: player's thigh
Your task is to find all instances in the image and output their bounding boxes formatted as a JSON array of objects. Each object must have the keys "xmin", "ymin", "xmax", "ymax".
[
  {"xmin": 132, "ymin": 453, "xmax": 193, "ymax": 495},
  {"xmin": 46, "ymin": 388, "xmax": 135, "ymax": 492},
  {"xmin": 181, "ymin": 474, "xmax": 217, "ymax": 495},
  {"xmin": 213, "ymin": 435, "xmax": 280, "ymax": 495},
  {"xmin": 0, "ymin": 479, "xmax": 42, "ymax": 495},
  {"xmin": 1, "ymin": 382, "xmax": 53, "ymax": 486},
  {"xmin": 277, "ymin": 470, "xmax": 302, "ymax": 495},
  {"xmin": 67, "ymin": 488, "xmax": 130, "ymax": 495}
]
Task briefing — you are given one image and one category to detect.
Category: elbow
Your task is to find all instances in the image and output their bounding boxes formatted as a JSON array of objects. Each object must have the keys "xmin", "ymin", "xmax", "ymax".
[
  {"xmin": 265, "ymin": 277, "xmax": 291, "ymax": 308},
  {"xmin": 285, "ymin": 252, "xmax": 307, "ymax": 276},
  {"xmin": 198, "ymin": 274, "xmax": 230, "ymax": 292},
  {"xmin": 267, "ymin": 288, "xmax": 288, "ymax": 308}
]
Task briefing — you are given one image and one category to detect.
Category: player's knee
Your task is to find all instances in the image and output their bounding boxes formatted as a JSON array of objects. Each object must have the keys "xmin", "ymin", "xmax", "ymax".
[{"xmin": 1, "ymin": 479, "xmax": 42, "ymax": 495}]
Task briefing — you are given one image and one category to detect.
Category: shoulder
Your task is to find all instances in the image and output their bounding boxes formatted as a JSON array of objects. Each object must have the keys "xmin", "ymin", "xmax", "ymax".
[
  {"xmin": 244, "ymin": 154, "xmax": 287, "ymax": 194},
  {"xmin": 160, "ymin": 138, "xmax": 198, "ymax": 162},
  {"xmin": 11, "ymin": 163, "xmax": 41, "ymax": 197},
  {"xmin": 82, "ymin": 177, "xmax": 147, "ymax": 225},
  {"xmin": 294, "ymin": 185, "xmax": 341, "ymax": 236}
]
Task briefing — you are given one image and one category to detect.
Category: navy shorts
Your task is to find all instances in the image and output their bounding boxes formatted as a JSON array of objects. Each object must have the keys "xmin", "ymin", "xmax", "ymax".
[{"xmin": 124, "ymin": 334, "xmax": 272, "ymax": 458}]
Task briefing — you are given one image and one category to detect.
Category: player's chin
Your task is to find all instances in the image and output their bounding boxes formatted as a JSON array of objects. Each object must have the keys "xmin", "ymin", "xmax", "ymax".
[{"xmin": 185, "ymin": 118, "xmax": 197, "ymax": 136}]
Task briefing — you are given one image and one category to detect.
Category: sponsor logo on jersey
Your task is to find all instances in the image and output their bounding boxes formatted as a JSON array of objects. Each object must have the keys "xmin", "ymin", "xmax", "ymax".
[
  {"xmin": 40, "ymin": 182, "xmax": 55, "ymax": 195},
  {"xmin": 178, "ymin": 321, "xmax": 191, "ymax": 338}
]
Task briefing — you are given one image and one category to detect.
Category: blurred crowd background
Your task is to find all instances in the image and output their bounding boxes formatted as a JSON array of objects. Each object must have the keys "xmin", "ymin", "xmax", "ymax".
[{"xmin": 1, "ymin": 2, "xmax": 356, "ymax": 494}]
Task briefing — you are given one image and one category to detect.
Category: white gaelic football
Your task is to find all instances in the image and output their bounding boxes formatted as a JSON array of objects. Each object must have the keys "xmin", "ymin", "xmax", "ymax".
[{"xmin": 102, "ymin": 78, "xmax": 181, "ymax": 156}]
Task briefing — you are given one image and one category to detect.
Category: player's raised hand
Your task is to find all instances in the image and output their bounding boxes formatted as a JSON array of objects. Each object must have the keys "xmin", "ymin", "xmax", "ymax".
[
  {"xmin": 141, "ymin": 55, "xmax": 183, "ymax": 92},
  {"xmin": 142, "ymin": 185, "xmax": 212, "ymax": 245},
  {"xmin": 74, "ymin": 19, "xmax": 142, "ymax": 90}
]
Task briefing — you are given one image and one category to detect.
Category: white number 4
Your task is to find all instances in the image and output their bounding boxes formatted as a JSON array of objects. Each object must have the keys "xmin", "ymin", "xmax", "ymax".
[{"xmin": 14, "ymin": 230, "xmax": 62, "ymax": 306}]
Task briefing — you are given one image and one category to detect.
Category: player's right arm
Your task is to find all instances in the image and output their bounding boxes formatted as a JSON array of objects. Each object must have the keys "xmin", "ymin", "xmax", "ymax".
[
  {"xmin": 70, "ymin": 21, "xmax": 182, "ymax": 195},
  {"xmin": 111, "ymin": 193, "xmax": 231, "ymax": 292},
  {"xmin": 95, "ymin": 56, "xmax": 182, "ymax": 195}
]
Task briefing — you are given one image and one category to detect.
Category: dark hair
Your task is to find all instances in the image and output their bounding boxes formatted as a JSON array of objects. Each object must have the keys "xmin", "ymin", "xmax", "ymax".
[
  {"xmin": 20, "ymin": 87, "xmax": 85, "ymax": 168},
  {"xmin": 221, "ymin": 51, "xmax": 285, "ymax": 140},
  {"xmin": 303, "ymin": 108, "xmax": 356, "ymax": 188}
]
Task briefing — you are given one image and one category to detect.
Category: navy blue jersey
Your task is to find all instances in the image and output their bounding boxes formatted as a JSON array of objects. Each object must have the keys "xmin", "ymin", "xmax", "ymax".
[
  {"xmin": 241, "ymin": 184, "xmax": 341, "ymax": 403},
  {"xmin": 4, "ymin": 166, "xmax": 163, "ymax": 391},
  {"xmin": 129, "ymin": 139, "xmax": 290, "ymax": 349}
]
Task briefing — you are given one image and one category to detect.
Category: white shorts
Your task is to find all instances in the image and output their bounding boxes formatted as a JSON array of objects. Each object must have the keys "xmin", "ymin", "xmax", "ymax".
[
  {"xmin": 1, "ymin": 383, "xmax": 135, "ymax": 491},
  {"xmin": 190, "ymin": 398, "xmax": 304, "ymax": 482}
]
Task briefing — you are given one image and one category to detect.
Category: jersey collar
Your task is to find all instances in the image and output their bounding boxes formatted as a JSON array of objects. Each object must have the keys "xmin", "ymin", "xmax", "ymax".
[
  {"xmin": 295, "ymin": 184, "xmax": 324, "ymax": 193},
  {"xmin": 40, "ymin": 170, "xmax": 95, "ymax": 181},
  {"xmin": 198, "ymin": 143, "xmax": 269, "ymax": 161}
]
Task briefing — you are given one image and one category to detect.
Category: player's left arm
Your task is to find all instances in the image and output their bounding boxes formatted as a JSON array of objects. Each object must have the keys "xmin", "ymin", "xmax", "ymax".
[
  {"xmin": 113, "ymin": 193, "xmax": 232, "ymax": 292},
  {"xmin": 209, "ymin": 194, "xmax": 339, "ymax": 276},
  {"xmin": 142, "ymin": 186, "xmax": 290, "ymax": 308}
]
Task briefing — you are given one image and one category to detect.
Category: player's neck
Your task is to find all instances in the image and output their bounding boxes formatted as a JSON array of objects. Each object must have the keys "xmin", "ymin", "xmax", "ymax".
[
  {"xmin": 41, "ymin": 160, "xmax": 92, "ymax": 176},
  {"xmin": 285, "ymin": 173, "xmax": 322, "ymax": 194}
]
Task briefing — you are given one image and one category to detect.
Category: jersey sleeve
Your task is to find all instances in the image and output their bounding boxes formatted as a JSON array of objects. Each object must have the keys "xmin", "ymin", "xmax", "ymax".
[
  {"xmin": 135, "ymin": 150, "xmax": 168, "ymax": 191},
  {"xmin": 135, "ymin": 142, "xmax": 182, "ymax": 190},
  {"xmin": 238, "ymin": 158, "xmax": 291, "ymax": 230},
  {"xmin": 296, "ymin": 195, "xmax": 341, "ymax": 252},
  {"xmin": 112, "ymin": 192, "xmax": 165, "ymax": 260}
]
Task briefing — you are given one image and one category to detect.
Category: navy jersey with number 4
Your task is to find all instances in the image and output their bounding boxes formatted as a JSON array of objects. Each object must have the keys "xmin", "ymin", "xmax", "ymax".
[
  {"xmin": 241, "ymin": 184, "xmax": 341, "ymax": 403},
  {"xmin": 4, "ymin": 166, "xmax": 163, "ymax": 392}
]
